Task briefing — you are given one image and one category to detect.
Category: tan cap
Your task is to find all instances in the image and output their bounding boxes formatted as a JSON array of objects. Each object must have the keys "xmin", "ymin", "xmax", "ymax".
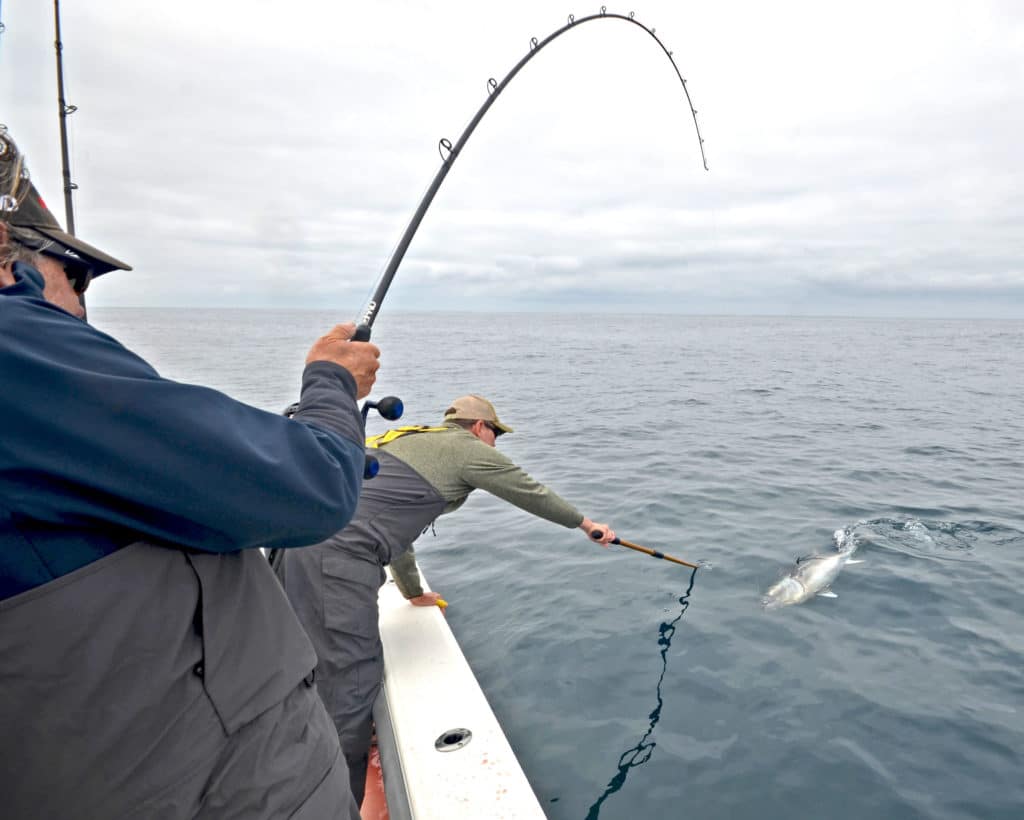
[{"xmin": 443, "ymin": 394, "xmax": 514, "ymax": 434}]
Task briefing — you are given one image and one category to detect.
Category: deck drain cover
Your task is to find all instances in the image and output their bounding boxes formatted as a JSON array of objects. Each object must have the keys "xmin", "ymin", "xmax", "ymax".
[{"xmin": 435, "ymin": 727, "xmax": 472, "ymax": 752}]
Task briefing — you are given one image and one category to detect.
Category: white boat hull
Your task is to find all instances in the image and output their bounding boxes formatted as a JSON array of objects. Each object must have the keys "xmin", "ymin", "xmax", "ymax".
[{"xmin": 373, "ymin": 568, "xmax": 547, "ymax": 819}]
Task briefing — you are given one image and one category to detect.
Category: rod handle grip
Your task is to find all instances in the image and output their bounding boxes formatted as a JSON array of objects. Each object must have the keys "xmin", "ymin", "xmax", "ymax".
[{"xmin": 352, "ymin": 324, "xmax": 372, "ymax": 342}]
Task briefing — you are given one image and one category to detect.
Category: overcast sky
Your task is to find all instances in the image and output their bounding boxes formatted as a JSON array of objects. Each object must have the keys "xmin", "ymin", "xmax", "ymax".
[{"xmin": 1, "ymin": 1, "xmax": 1021, "ymax": 317}]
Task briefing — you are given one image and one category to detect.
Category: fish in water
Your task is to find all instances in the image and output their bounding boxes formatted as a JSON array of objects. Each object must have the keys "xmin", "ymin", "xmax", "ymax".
[{"xmin": 762, "ymin": 529, "xmax": 864, "ymax": 609}]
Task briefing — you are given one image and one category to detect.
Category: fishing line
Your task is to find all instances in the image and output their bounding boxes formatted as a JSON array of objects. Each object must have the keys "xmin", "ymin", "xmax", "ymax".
[
  {"xmin": 583, "ymin": 565, "xmax": 699, "ymax": 819},
  {"xmin": 351, "ymin": 7, "xmax": 708, "ymax": 341}
]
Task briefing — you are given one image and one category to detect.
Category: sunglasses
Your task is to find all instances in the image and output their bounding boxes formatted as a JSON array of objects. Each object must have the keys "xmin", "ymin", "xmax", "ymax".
[
  {"xmin": 65, "ymin": 265, "xmax": 93, "ymax": 295},
  {"xmin": 484, "ymin": 421, "xmax": 505, "ymax": 438},
  {"xmin": 44, "ymin": 253, "xmax": 94, "ymax": 294}
]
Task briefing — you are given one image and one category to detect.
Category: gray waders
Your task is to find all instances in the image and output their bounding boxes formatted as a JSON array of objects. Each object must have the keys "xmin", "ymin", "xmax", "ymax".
[
  {"xmin": 276, "ymin": 451, "xmax": 445, "ymax": 807},
  {"xmin": 0, "ymin": 542, "xmax": 360, "ymax": 820}
]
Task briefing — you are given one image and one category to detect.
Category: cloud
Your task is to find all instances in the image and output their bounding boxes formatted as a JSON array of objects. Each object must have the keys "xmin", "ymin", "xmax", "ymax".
[{"xmin": 1, "ymin": 0, "xmax": 1022, "ymax": 316}]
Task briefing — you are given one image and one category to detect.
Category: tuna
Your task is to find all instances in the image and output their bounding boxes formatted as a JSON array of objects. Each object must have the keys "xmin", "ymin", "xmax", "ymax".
[{"xmin": 762, "ymin": 529, "xmax": 863, "ymax": 609}]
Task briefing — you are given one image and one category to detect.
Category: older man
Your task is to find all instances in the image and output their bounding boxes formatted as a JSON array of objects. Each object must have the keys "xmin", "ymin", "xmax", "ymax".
[
  {"xmin": 276, "ymin": 393, "xmax": 617, "ymax": 806},
  {"xmin": 0, "ymin": 124, "xmax": 380, "ymax": 819}
]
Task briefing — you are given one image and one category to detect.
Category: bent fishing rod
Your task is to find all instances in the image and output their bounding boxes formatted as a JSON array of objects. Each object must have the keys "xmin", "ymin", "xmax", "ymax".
[{"xmin": 351, "ymin": 7, "xmax": 708, "ymax": 343}]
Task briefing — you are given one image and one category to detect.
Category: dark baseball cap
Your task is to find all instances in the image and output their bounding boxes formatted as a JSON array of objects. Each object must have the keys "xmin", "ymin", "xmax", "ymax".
[{"xmin": 1, "ymin": 125, "xmax": 131, "ymax": 275}]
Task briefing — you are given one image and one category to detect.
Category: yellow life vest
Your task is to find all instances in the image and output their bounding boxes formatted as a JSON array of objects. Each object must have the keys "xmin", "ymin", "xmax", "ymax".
[{"xmin": 365, "ymin": 425, "xmax": 450, "ymax": 449}]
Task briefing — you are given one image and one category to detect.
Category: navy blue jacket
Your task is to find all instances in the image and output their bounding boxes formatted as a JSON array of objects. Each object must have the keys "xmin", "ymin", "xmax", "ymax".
[{"xmin": 0, "ymin": 263, "xmax": 365, "ymax": 600}]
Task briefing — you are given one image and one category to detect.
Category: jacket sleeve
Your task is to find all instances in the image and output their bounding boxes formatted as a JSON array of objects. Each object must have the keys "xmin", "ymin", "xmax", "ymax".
[
  {"xmin": 460, "ymin": 443, "xmax": 584, "ymax": 529},
  {"xmin": 0, "ymin": 298, "xmax": 365, "ymax": 552},
  {"xmin": 389, "ymin": 547, "xmax": 425, "ymax": 598}
]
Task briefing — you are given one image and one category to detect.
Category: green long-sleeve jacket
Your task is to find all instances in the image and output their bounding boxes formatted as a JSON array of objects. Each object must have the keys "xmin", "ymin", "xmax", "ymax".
[{"xmin": 379, "ymin": 422, "xmax": 583, "ymax": 596}]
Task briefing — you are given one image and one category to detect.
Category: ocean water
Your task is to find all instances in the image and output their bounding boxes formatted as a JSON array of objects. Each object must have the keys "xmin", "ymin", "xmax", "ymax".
[{"xmin": 91, "ymin": 308, "xmax": 1024, "ymax": 820}]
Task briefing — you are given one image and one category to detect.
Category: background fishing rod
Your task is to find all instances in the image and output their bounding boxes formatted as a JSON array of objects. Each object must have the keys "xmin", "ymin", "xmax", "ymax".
[
  {"xmin": 53, "ymin": 0, "xmax": 77, "ymax": 235},
  {"xmin": 1, "ymin": 2, "xmax": 78, "ymax": 230},
  {"xmin": 351, "ymin": 7, "xmax": 708, "ymax": 342}
]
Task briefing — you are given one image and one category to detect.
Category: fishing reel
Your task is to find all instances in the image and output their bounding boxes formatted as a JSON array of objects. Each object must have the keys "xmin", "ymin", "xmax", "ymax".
[
  {"xmin": 361, "ymin": 395, "xmax": 404, "ymax": 479},
  {"xmin": 281, "ymin": 395, "xmax": 404, "ymax": 479}
]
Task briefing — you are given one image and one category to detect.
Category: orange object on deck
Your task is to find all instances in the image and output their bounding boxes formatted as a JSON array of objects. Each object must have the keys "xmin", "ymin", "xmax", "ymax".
[{"xmin": 360, "ymin": 740, "xmax": 389, "ymax": 820}]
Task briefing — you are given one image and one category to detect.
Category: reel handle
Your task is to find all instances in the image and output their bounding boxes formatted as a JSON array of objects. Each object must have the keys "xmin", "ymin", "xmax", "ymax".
[
  {"xmin": 360, "ymin": 395, "xmax": 403, "ymax": 480},
  {"xmin": 361, "ymin": 395, "xmax": 404, "ymax": 421}
]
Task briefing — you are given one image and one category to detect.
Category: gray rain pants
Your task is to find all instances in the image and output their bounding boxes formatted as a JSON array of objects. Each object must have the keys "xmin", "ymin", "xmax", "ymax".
[
  {"xmin": 0, "ymin": 542, "xmax": 360, "ymax": 820},
  {"xmin": 276, "ymin": 450, "xmax": 446, "ymax": 807},
  {"xmin": 278, "ymin": 544, "xmax": 386, "ymax": 806}
]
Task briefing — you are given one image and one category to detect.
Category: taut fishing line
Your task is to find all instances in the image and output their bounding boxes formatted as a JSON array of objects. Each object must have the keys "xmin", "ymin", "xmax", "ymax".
[
  {"xmin": 583, "ymin": 565, "xmax": 699, "ymax": 819},
  {"xmin": 352, "ymin": 7, "xmax": 708, "ymax": 341}
]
